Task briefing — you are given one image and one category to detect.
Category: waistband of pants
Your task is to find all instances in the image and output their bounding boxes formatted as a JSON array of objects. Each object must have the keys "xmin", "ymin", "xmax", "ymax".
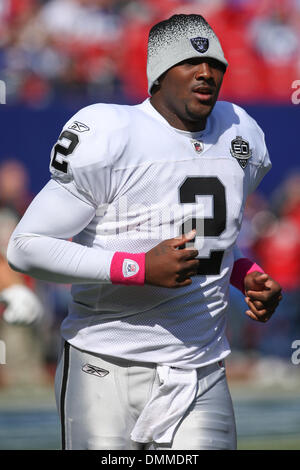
[{"xmin": 66, "ymin": 340, "xmax": 225, "ymax": 375}]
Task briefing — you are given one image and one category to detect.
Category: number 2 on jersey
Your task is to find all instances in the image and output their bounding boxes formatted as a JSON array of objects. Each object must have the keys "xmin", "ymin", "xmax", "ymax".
[
  {"xmin": 51, "ymin": 131, "xmax": 79, "ymax": 173},
  {"xmin": 179, "ymin": 176, "xmax": 226, "ymax": 275}
]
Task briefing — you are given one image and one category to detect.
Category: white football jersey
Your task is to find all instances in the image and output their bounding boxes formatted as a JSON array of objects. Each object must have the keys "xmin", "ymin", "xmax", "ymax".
[{"xmin": 50, "ymin": 98, "xmax": 271, "ymax": 368}]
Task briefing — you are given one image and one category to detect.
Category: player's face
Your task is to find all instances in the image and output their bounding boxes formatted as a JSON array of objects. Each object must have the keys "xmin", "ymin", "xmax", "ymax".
[{"xmin": 151, "ymin": 58, "xmax": 225, "ymax": 132}]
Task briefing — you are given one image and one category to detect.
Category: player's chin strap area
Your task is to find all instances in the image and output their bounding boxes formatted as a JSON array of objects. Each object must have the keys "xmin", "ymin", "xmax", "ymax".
[{"xmin": 130, "ymin": 365, "xmax": 198, "ymax": 445}]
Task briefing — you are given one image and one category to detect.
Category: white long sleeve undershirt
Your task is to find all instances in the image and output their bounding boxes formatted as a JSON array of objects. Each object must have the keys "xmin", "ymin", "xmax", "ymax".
[{"xmin": 7, "ymin": 180, "xmax": 114, "ymax": 284}]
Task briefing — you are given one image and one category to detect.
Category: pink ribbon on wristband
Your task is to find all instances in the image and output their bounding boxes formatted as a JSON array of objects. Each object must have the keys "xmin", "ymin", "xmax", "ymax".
[
  {"xmin": 230, "ymin": 258, "xmax": 264, "ymax": 294},
  {"xmin": 110, "ymin": 252, "xmax": 145, "ymax": 285}
]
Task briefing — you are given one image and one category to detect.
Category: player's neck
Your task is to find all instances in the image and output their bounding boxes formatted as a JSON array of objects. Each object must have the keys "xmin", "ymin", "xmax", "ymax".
[{"xmin": 149, "ymin": 96, "xmax": 207, "ymax": 132}]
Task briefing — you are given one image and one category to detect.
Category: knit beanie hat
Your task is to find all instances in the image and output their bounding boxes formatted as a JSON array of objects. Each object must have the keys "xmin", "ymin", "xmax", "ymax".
[{"xmin": 147, "ymin": 14, "xmax": 228, "ymax": 94}]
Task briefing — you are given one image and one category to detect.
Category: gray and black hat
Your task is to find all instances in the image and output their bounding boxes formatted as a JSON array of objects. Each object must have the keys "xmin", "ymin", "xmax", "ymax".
[{"xmin": 147, "ymin": 14, "xmax": 228, "ymax": 95}]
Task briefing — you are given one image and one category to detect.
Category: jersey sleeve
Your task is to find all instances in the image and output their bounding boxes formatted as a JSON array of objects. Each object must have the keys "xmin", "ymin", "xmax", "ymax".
[
  {"xmin": 248, "ymin": 117, "xmax": 272, "ymax": 194},
  {"xmin": 49, "ymin": 104, "xmax": 129, "ymax": 207},
  {"xmin": 235, "ymin": 105, "xmax": 272, "ymax": 194},
  {"xmin": 249, "ymin": 147, "xmax": 272, "ymax": 194}
]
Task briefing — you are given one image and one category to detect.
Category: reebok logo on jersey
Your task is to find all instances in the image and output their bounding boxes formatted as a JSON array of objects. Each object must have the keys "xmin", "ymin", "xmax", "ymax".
[
  {"xmin": 230, "ymin": 136, "xmax": 252, "ymax": 169},
  {"xmin": 68, "ymin": 121, "xmax": 90, "ymax": 133},
  {"xmin": 82, "ymin": 363, "xmax": 109, "ymax": 377},
  {"xmin": 190, "ymin": 37, "xmax": 209, "ymax": 54},
  {"xmin": 122, "ymin": 259, "xmax": 139, "ymax": 278}
]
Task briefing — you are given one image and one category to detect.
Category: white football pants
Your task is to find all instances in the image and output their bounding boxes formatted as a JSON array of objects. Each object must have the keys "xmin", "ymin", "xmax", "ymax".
[{"xmin": 55, "ymin": 341, "xmax": 237, "ymax": 450}]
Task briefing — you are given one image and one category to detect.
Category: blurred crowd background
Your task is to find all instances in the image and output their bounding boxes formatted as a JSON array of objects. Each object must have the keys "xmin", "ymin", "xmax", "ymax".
[
  {"xmin": 0, "ymin": 0, "xmax": 300, "ymax": 388},
  {"xmin": 1, "ymin": 0, "xmax": 300, "ymax": 106}
]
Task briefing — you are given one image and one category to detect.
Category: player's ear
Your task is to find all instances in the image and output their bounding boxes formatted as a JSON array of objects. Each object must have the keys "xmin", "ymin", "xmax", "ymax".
[{"xmin": 150, "ymin": 79, "xmax": 160, "ymax": 95}]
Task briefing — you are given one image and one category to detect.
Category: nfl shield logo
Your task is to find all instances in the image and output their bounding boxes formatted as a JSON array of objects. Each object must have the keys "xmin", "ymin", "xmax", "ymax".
[
  {"xmin": 127, "ymin": 264, "xmax": 136, "ymax": 273},
  {"xmin": 191, "ymin": 139, "xmax": 203, "ymax": 154},
  {"xmin": 190, "ymin": 37, "xmax": 209, "ymax": 54},
  {"xmin": 122, "ymin": 259, "xmax": 140, "ymax": 278}
]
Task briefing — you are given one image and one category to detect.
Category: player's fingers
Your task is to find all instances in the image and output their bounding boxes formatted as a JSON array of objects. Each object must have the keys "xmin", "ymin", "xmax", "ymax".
[
  {"xmin": 246, "ymin": 298, "xmax": 264, "ymax": 310},
  {"xmin": 246, "ymin": 290, "xmax": 269, "ymax": 301},
  {"xmin": 245, "ymin": 298, "xmax": 274, "ymax": 322},
  {"xmin": 253, "ymin": 273, "xmax": 269, "ymax": 284},
  {"xmin": 185, "ymin": 268, "xmax": 199, "ymax": 278},
  {"xmin": 176, "ymin": 262, "xmax": 200, "ymax": 283},
  {"xmin": 172, "ymin": 230, "xmax": 196, "ymax": 248},
  {"xmin": 264, "ymin": 280, "xmax": 283, "ymax": 297},
  {"xmin": 180, "ymin": 249, "xmax": 199, "ymax": 260},
  {"xmin": 189, "ymin": 259, "xmax": 200, "ymax": 269},
  {"xmin": 178, "ymin": 259, "xmax": 199, "ymax": 276},
  {"xmin": 174, "ymin": 277, "xmax": 193, "ymax": 288},
  {"xmin": 176, "ymin": 270, "xmax": 195, "ymax": 282},
  {"xmin": 184, "ymin": 261, "xmax": 200, "ymax": 274},
  {"xmin": 245, "ymin": 298, "xmax": 267, "ymax": 317},
  {"xmin": 246, "ymin": 290, "xmax": 282, "ymax": 309},
  {"xmin": 245, "ymin": 306, "xmax": 271, "ymax": 323},
  {"xmin": 245, "ymin": 310, "xmax": 261, "ymax": 322}
]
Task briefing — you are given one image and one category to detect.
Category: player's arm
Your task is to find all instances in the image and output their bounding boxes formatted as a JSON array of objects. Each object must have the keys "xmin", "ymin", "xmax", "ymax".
[
  {"xmin": 6, "ymin": 106, "xmax": 122, "ymax": 285},
  {"xmin": 7, "ymin": 180, "xmax": 199, "ymax": 287},
  {"xmin": 230, "ymin": 247, "xmax": 282, "ymax": 322},
  {"xmin": 229, "ymin": 111, "xmax": 282, "ymax": 321},
  {"xmin": 7, "ymin": 179, "xmax": 114, "ymax": 284}
]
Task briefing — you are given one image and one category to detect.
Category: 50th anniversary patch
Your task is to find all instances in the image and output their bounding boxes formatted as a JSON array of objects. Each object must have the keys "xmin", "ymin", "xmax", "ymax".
[{"xmin": 230, "ymin": 136, "xmax": 252, "ymax": 169}]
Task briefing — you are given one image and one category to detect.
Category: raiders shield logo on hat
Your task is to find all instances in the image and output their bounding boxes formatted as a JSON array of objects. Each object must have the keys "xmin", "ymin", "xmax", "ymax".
[
  {"xmin": 230, "ymin": 136, "xmax": 252, "ymax": 169},
  {"xmin": 190, "ymin": 37, "xmax": 209, "ymax": 53}
]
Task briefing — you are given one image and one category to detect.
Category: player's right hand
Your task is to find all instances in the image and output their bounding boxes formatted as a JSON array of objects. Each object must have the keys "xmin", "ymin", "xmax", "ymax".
[{"xmin": 145, "ymin": 230, "xmax": 199, "ymax": 288}]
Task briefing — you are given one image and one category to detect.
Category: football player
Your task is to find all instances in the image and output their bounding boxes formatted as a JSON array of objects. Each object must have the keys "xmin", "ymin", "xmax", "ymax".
[{"xmin": 7, "ymin": 14, "xmax": 282, "ymax": 450}]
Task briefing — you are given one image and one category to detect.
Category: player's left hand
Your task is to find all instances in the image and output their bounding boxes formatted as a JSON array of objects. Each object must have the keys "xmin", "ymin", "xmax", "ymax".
[{"xmin": 243, "ymin": 271, "xmax": 282, "ymax": 323}]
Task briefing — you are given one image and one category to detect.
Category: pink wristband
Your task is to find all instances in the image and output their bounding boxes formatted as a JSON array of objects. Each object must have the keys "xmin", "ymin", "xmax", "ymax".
[
  {"xmin": 230, "ymin": 258, "xmax": 264, "ymax": 294},
  {"xmin": 110, "ymin": 252, "xmax": 145, "ymax": 285}
]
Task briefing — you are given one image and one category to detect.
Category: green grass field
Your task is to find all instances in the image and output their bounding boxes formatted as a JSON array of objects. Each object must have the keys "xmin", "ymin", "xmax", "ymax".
[{"xmin": 238, "ymin": 435, "xmax": 300, "ymax": 450}]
